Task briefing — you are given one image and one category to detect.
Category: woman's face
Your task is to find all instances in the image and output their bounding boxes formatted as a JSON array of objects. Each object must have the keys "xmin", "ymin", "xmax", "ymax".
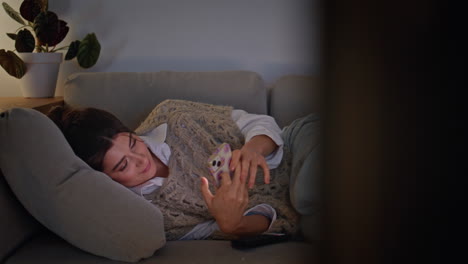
[{"xmin": 102, "ymin": 132, "xmax": 158, "ymax": 187}]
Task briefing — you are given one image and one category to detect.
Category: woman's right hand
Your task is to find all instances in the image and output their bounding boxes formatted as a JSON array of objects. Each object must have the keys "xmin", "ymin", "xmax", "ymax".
[{"xmin": 200, "ymin": 164, "xmax": 248, "ymax": 234}]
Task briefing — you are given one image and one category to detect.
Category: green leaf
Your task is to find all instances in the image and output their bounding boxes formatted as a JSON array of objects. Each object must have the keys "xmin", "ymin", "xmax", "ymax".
[
  {"xmin": 0, "ymin": 49, "xmax": 26, "ymax": 79},
  {"xmin": 33, "ymin": 11, "xmax": 69, "ymax": 46},
  {"xmin": 2, "ymin": 2, "xmax": 25, "ymax": 25},
  {"xmin": 20, "ymin": 0, "xmax": 43, "ymax": 22},
  {"xmin": 15, "ymin": 29, "xmax": 35, "ymax": 52},
  {"xmin": 77, "ymin": 33, "xmax": 100, "ymax": 68},
  {"xmin": 65, "ymin": 40, "xmax": 80, "ymax": 60},
  {"xmin": 6, "ymin": 33, "xmax": 17, "ymax": 40}
]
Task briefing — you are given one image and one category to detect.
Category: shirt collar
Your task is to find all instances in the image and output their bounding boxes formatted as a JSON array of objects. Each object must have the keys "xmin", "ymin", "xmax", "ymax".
[
  {"xmin": 141, "ymin": 123, "xmax": 167, "ymax": 144},
  {"xmin": 128, "ymin": 177, "xmax": 164, "ymax": 197},
  {"xmin": 139, "ymin": 123, "xmax": 171, "ymax": 165}
]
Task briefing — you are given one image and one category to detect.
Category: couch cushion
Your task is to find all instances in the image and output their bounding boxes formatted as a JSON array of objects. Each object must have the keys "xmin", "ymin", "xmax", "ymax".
[
  {"xmin": 0, "ymin": 108, "xmax": 165, "ymax": 262},
  {"xmin": 6, "ymin": 233, "xmax": 317, "ymax": 264},
  {"xmin": 270, "ymin": 75, "xmax": 320, "ymax": 128},
  {"xmin": 64, "ymin": 71, "xmax": 267, "ymax": 130}
]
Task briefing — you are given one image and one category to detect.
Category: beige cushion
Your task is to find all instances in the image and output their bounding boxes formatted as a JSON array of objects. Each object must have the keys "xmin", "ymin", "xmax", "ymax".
[
  {"xmin": 64, "ymin": 71, "xmax": 267, "ymax": 130},
  {"xmin": 0, "ymin": 108, "xmax": 165, "ymax": 262}
]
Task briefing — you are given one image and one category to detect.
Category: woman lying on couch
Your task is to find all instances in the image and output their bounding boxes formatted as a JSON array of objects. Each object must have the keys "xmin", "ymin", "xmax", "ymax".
[{"xmin": 47, "ymin": 99, "xmax": 318, "ymax": 241}]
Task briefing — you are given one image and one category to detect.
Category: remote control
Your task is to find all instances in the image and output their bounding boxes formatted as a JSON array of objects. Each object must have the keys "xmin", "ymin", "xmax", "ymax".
[{"xmin": 231, "ymin": 233, "xmax": 290, "ymax": 249}]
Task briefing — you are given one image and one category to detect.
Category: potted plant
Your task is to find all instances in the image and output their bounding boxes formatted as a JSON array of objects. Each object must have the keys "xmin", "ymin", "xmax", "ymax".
[{"xmin": 0, "ymin": 0, "xmax": 100, "ymax": 98}]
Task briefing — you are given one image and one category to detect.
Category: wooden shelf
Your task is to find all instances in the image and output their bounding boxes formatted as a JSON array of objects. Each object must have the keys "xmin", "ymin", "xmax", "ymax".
[{"xmin": 0, "ymin": 97, "xmax": 64, "ymax": 114}]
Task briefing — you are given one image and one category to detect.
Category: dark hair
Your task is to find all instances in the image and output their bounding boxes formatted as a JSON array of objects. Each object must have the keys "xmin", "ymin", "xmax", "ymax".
[{"xmin": 47, "ymin": 106, "xmax": 132, "ymax": 171}]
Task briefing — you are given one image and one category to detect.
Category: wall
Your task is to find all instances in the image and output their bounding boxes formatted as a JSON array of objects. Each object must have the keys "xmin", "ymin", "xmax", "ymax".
[{"xmin": 0, "ymin": 0, "xmax": 319, "ymax": 96}]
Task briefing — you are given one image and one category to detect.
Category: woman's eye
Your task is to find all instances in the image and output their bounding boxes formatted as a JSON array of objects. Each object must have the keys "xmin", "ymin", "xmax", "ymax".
[
  {"xmin": 120, "ymin": 160, "xmax": 128, "ymax": 171},
  {"xmin": 129, "ymin": 134, "xmax": 136, "ymax": 149}
]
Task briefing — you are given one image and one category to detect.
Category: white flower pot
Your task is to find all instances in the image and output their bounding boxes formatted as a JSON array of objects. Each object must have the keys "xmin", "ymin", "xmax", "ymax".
[{"xmin": 17, "ymin": 52, "xmax": 62, "ymax": 98}]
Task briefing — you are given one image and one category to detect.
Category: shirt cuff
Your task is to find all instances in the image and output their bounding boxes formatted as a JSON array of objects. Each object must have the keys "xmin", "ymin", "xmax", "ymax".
[{"xmin": 243, "ymin": 203, "xmax": 277, "ymax": 233}]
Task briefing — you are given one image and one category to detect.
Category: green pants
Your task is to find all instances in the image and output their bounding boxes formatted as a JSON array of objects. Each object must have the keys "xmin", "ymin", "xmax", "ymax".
[{"xmin": 281, "ymin": 113, "xmax": 321, "ymax": 241}]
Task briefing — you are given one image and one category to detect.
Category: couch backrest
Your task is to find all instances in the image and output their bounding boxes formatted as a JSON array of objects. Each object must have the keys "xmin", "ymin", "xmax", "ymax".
[
  {"xmin": 269, "ymin": 74, "xmax": 320, "ymax": 128},
  {"xmin": 64, "ymin": 71, "xmax": 267, "ymax": 130}
]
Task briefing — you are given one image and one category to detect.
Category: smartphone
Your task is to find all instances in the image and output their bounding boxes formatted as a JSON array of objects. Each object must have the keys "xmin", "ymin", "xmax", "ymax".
[{"xmin": 207, "ymin": 143, "xmax": 232, "ymax": 186}]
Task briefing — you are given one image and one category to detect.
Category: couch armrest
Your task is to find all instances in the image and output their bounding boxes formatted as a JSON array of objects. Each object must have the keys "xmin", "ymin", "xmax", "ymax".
[
  {"xmin": 269, "ymin": 75, "xmax": 320, "ymax": 128},
  {"xmin": 0, "ymin": 170, "xmax": 43, "ymax": 263}
]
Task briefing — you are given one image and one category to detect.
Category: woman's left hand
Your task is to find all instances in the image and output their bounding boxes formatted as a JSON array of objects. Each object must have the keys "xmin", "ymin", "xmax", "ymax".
[
  {"xmin": 200, "ymin": 164, "xmax": 248, "ymax": 234},
  {"xmin": 230, "ymin": 135, "xmax": 276, "ymax": 189}
]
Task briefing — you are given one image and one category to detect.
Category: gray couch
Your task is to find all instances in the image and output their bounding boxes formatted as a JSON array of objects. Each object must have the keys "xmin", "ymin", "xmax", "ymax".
[{"xmin": 0, "ymin": 71, "xmax": 319, "ymax": 264}]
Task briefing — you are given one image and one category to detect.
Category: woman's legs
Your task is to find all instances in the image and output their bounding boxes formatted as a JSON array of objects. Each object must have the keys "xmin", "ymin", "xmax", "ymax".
[{"xmin": 281, "ymin": 113, "xmax": 321, "ymax": 240}]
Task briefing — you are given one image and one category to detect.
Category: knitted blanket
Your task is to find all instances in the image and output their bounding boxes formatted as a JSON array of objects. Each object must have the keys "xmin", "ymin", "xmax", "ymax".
[{"xmin": 135, "ymin": 99, "xmax": 299, "ymax": 240}]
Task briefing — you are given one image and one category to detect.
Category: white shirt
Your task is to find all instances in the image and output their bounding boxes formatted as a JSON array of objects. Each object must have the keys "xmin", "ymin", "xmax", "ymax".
[{"xmin": 129, "ymin": 109, "xmax": 284, "ymax": 239}]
